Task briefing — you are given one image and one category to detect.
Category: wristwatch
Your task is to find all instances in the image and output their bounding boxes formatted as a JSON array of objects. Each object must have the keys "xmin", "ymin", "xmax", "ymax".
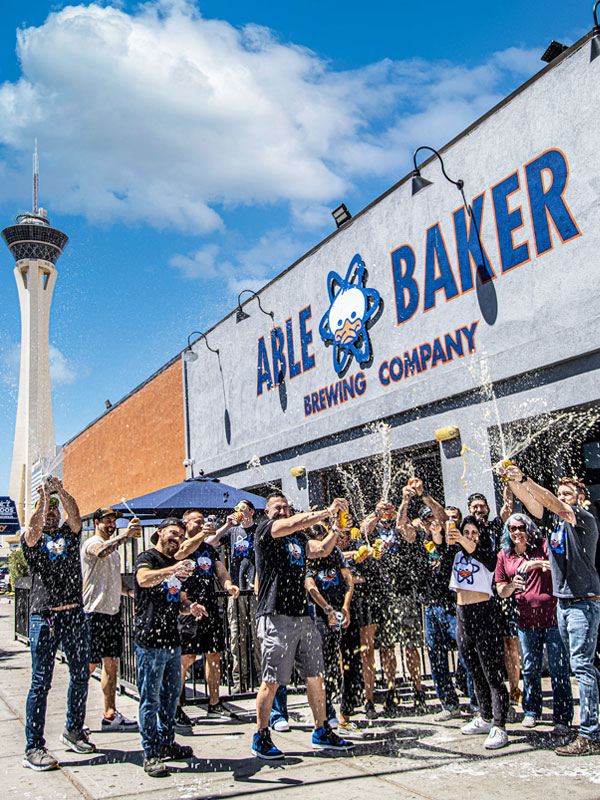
[{"xmin": 519, "ymin": 473, "xmax": 528, "ymax": 483}]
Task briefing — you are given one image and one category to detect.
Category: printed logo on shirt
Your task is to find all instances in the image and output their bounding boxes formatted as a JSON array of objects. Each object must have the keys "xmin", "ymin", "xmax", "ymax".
[
  {"xmin": 316, "ymin": 568, "xmax": 339, "ymax": 590},
  {"xmin": 379, "ymin": 529, "xmax": 398, "ymax": 553},
  {"xmin": 549, "ymin": 522, "xmax": 566, "ymax": 555},
  {"xmin": 233, "ymin": 535, "xmax": 252, "ymax": 557},
  {"xmin": 45, "ymin": 536, "xmax": 67, "ymax": 561},
  {"xmin": 453, "ymin": 554, "xmax": 480, "ymax": 585},
  {"xmin": 163, "ymin": 574, "xmax": 182, "ymax": 602},
  {"xmin": 287, "ymin": 536, "xmax": 304, "ymax": 567},
  {"xmin": 196, "ymin": 551, "xmax": 214, "ymax": 574}
]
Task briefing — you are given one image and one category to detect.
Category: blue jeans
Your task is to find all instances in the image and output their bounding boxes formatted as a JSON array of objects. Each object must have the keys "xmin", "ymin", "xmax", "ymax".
[
  {"xmin": 135, "ymin": 644, "xmax": 182, "ymax": 757},
  {"xmin": 557, "ymin": 598, "xmax": 600, "ymax": 740},
  {"xmin": 424, "ymin": 605, "xmax": 476, "ymax": 709},
  {"xmin": 517, "ymin": 625, "xmax": 573, "ymax": 725},
  {"xmin": 25, "ymin": 607, "xmax": 90, "ymax": 750},
  {"xmin": 270, "ymin": 684, "xmax": 288, "ymax": 727}
]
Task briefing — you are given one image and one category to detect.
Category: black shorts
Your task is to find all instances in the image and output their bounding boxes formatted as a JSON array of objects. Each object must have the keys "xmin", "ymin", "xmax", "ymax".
[
  {"xmin": 353, "ymin": 593, "xmax": 378, "ymax": 629},
  {"xmin": 87, "ymin": 610, "xmax": 123, "ymax": 662},
  {"xmin": 178, "ymin": 611, "xmax": 225, "ymax": 656}
]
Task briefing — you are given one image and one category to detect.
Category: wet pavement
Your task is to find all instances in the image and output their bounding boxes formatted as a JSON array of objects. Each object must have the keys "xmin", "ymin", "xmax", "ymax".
[{"xmin": 1, "ymin": 597, "xmax": 600, "ymax": 800}]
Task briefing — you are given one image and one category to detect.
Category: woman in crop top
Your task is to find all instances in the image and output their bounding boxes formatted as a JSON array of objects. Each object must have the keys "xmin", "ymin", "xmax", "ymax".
[{"xmin": 448, "ymin": 515, "xmax": 509, "ymax": 749}]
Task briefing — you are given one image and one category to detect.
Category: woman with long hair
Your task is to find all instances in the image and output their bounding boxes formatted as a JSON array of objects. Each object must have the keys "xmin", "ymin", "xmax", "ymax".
[
  {"xmin": 495, "ymin": 513, "xmax": 573, "ymax": 732},
  {"xmin": 448, "ymin": 515, "xmax": 509, "ymax": 749}
]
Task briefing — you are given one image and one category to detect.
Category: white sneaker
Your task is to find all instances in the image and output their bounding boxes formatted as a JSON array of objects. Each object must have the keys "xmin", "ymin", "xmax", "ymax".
[
  {"xmin": 101, "ymin": 709, "xmax": 138, "ymax": 732},
  {"xmin": 461, "ymin": 715, "xmax": 493, "ymax": 735},
  {"xmin": 272, "ymin": 718, "xmax": 290, "ymax": 732},
  {"xmin": 435, "ymin": 707, "xmax": 462, "ymax": 721},
  {"xmin": 484, "ymin": 726, "xmax": 508, "ymax": 749},
  {"xmin": 522, "ymin": 715, "xmax": 538, "ymax": 728}
]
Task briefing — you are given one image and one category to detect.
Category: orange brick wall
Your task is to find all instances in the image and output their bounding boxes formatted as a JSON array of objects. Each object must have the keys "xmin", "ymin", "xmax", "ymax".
[{"xmin": 62, "ymin": 359, "xmax": 186, "ymax": 516}]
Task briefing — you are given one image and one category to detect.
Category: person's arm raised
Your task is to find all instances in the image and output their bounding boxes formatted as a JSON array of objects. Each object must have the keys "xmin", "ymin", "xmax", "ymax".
[{"xmin": 270, "ymin": 498, "xmax": 348, "ymax": 538}]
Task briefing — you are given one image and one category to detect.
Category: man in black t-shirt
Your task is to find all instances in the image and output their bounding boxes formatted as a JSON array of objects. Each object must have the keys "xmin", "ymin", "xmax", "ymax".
[
  {"xmin": 171, "ymin": 509, "xmax": 239, "ymax": 727},
  {"xmin": 501, "ymin": 466, "xmax": 600, "ymax": 756},
  {"xmin": 207, "ymin": 502, "xmax": 261, "ymax": 692},
  {"xmin": 134, "ymin": 518, "xmax": 207, "ymax": 778},
  {"xmin": 21, "ymin": 477, "xmax": 94, "ymax": 772},
  {"xmin": 252, "ymin": 492, "xmax": 353, "ymax": 759}
]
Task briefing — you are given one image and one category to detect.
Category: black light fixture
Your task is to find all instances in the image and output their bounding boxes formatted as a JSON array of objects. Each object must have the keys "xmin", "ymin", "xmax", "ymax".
[
  {"xmin": 541, "ymin": 40, "xmax": 568, "ymax": 63},
  {"xmin": 592, "ymin": 1, "xmax": 600, "ymax": 62},
  {"xmin": 235, "ymin": 290, "xmax": 274, "ymax": 324},
  {"xmin": 183, "ymin": 331, "xmax": 219, "ymax": 362},
  {"xmin": 411, "ymin": 145, "xmax": 486, "ymax": 268},
  {"xmin": 332, "ymin": 203, "xmax": 352, "ymax": 228}
]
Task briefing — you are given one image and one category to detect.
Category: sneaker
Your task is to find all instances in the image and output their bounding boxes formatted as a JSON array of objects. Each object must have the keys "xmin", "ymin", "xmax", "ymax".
[
  {"xmin": 272, "ymin": 718, "xmax": 290, "ymax": 732},
  {"xmin": 461, "ymin": 715, "xmax": 493, "ymax": 735},
  {"xmin": 312, "ymin": 724, "xmax": 354, "ymax": 751},
  {"xmin": 555, "ymin": 735, "xmax": 600, "ymax": 756},
  {"xmin": 22, "ymin": 747, "xmax": 58, "ymax": 771},
  {"xmin": 435, "ymin": 707, "xmax": 462, "ymax": 721},
  {"xmin": 207, "ymin": 702, "xmax": 230, "ymax": 717},
  {"xmin": 60, "ymin": 727, "xmax": 96, "ymax": 754},
  {"xmin": 413, "ymin": 689, "xmax": 427, "ymax": 714},
  {"xmin": 522, "ymin": 714, "xmax": 538, "ymax": 728},
  {"xmin": 160, "ymin": 741, "xmax": 193, "ymax": 761},
  {"xmin": 337, "ymin": 721, "xmax": 364, "ymax": 739},
  {"xmin": 484, "ymin": 726, "xmax": 508, "ymax": 749},
  {"xmin": 383, "ymin": 691, "xmax": 401, "ymax": 718},
  {"xmin": 364, "ymin": 700, "xmax": 377, "ymax": 720},
  {"xmin": 252, "ymin": 729, "xmax": 284, "ymax": 760},
  {"xmin": 553, "ymin": 723, "xmax": 570, "ymax": 737},
  {"xmin": 143, "ymin": 756, "xmax": 170, "ymax": 778},
  {"xmin": 174, "ymin": 706, "xmax": 193, "ymax": 732},
  {"xmin": 101, "ymin": 709, "xmax": 138, "ymax": 732}
]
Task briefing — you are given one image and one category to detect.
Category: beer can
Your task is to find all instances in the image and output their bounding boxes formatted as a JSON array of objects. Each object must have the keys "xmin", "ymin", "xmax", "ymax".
[
  {"xmin": 338, "ymin": 509, "xmax": 350, "ymax": 529},
  {"xmin": 500, "ymin": 459, "xmax": 514, "ymax": 482}
]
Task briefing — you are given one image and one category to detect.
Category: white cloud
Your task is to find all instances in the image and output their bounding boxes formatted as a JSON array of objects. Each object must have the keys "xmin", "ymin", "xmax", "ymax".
[
  {"xmin": 0, "ymin": 1, "xmax": 542, "ymax": 233},
  {"xmin": 49, "ymin": 344, "xmax": 77, "ymax": 386}
]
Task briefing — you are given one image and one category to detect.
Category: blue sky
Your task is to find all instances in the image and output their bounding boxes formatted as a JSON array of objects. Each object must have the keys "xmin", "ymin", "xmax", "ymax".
[{"xmin": 0, "ymin": 0, "xmax": 593, "ymax": 494}]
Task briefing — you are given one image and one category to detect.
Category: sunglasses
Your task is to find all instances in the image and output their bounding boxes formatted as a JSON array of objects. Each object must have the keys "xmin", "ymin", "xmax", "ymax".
[{"xmin": 508, "ymin": 524, "xmax": 526, "ymax": 532}]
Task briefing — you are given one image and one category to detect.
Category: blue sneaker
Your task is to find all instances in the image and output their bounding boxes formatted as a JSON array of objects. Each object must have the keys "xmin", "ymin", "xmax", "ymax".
[
  {"xmin": 252, "ymin": 730, "xmax": 284, "ymax": 760},
  {"xmin": 312, "ymin": 724, "xmax": 354, "ymax": 751}
]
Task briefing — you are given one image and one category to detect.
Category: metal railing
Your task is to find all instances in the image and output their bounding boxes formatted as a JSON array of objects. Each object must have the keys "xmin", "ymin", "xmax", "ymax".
[{"xmin": 14, "ymin": 579, "xmax": 439, "ymax": 703}]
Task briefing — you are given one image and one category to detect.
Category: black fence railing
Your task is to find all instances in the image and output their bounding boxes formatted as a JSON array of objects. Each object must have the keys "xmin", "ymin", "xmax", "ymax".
[{"xmin": 14, "ymin": 578, "xmax": 436, "ymax": 703}]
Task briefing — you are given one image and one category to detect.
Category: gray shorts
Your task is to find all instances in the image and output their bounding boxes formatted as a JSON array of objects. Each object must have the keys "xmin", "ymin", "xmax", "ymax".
[{"xmin": 257, "ymin": 614, "xmax": 324, "ymax": 685}]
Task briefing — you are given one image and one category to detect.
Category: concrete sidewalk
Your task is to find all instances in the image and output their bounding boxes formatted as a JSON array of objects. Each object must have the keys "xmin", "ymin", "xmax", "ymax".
[{"xmin": 2, "ymin": 597, "xmax": 600, "ymax": 800}]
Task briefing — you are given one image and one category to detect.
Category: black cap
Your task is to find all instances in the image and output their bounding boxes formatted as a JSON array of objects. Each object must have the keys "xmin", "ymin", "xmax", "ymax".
[
  {"xmin": 467, "ymin": 493, "xmax": 488, "ymax": 506},
  {"xmin": 150, "ymin": 517, "xmax": 185, "ymax": 545},
  {"xmin": 92, "ymin": 507, "xmax": 123, "ymax": 521},
  {"xmin": 418, "ymin": 506, "xmax": 433, "ymax": 520}
]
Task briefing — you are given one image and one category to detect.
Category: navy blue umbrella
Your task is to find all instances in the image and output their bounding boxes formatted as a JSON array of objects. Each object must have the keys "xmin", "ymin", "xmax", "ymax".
[{"xmin": 112, "ymin": 476, "xmax": 266, "ymax": 518}]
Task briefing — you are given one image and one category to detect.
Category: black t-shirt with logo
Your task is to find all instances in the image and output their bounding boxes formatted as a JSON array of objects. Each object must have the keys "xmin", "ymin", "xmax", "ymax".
[
  {"xmin": 306, "ymin": 546, "xmax": 348, "ymax": 620},
  {"xmin": 221, "ymin": 523, "xmax": 256, "ymax": 588},
  {"xmin": 180, "ymin": 543, "xmax": 221, "ymax": 610},
  {"xmin": 21, "ymin": 524, "xmax": 83, "ymax": 614},
  {"xmin": 375, "ymin": 524, "xmax": 428, "ymax": 595},
  {"xmin": 255, "ymin": 520, "xmax": 309, "ymax": 617},
  {"xmin": 134, "ymin": 548, "xmax": 185, "ymax": 648},
  {"xmin": 540, "ymin": 506, "xmax": 600, "ymax": 599}
]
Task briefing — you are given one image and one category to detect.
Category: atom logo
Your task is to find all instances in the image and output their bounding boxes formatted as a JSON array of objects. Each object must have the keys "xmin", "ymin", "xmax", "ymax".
[{"xmin": 319, "ymin": 253, "xmax": 381, "ymax": 375}]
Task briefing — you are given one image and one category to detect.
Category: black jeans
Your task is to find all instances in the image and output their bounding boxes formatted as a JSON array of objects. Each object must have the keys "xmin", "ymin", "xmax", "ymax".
[{"xmin": 456, "ymin": 600, "xmax": 509, "ymax": 727}]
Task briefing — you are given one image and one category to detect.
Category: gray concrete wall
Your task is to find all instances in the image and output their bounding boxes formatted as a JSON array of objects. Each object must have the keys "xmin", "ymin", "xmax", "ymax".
[{"xmin": 186, "ymin": 36, "xmax": 600, "ymax": 515}]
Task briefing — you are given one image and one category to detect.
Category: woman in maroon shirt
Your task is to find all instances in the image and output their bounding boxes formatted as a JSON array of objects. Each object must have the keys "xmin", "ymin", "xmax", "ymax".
[{"xmin": 495, "ymin": 513, "xmax": 573, "ymax": 733}]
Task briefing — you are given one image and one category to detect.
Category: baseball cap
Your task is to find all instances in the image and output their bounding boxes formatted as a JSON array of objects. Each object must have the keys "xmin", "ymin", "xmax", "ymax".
[
  {"xmin": 467, "ymin": 493, "xmax": 488, "ymax": 506},
  {"xmin": 92, "ymin": 507, "xmax": 123, "ymax": 521},
  {"xmin": 150, "ymin": 517, "xmax": 185, "ymax": 545},
  {"xmin": 418, "ymin": 506, "xmax": 433, "ymax": 521}
]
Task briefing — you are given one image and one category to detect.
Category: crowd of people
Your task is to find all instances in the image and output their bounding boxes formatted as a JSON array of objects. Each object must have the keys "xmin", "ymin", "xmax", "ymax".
[{"xmin": 18, "ymin": 464, "xmax": 600, "ymax": 777}]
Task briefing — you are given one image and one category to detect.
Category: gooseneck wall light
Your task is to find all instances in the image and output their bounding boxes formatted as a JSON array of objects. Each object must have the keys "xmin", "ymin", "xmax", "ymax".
[
  {"xmin": 591, "ymin": 1, "xmax": 600, "ymax": 62},
  {"xmin": 411, "ymin": 145, "xmax": 487, "ymax": 270},
  {"xmin": 182, "ymin": 331, "xmax": 219, "ymax": 362},
  {"xmin": 235, "ymin": 290, "xmax": 274, "ymax": 324}
]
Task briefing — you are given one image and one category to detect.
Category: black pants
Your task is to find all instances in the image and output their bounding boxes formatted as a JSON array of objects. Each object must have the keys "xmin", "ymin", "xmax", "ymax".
[
  {"xmin": 315, "ymin": 615, "xmax": 363, "ymax": 716},
  {"xmin": 456, "ymin": 600, "xmax": 509, "ymax": 727}
]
